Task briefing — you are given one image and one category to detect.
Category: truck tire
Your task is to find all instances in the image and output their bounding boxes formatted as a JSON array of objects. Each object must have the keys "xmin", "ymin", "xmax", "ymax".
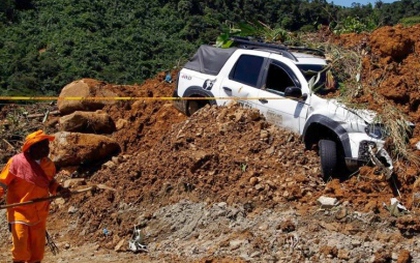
[
  {"xmin": 318, "ymin": 139, "xmax": 337, "ymax": 182},
  {"xmin": 187, "ymin": 100, "xmax": 201, "ymax": 116},
  {"xmin": 172, "ymin": 90, "xmax": 188, "ymax": 115}
]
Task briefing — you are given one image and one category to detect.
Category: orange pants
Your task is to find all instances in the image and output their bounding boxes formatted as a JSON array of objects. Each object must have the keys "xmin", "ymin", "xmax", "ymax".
[{"xmin": 11, "ymin": 221, "xmax": 46, "ymax": 263}]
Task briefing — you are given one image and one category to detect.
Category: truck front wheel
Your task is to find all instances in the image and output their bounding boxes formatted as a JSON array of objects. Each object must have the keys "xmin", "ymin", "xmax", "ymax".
[{"xmin": 318, "ymin": 139, "xmax": 337, "ymax": 182}]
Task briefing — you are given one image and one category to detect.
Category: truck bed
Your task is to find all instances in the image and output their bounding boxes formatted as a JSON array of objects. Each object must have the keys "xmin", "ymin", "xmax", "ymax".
[{"xmin": 183, "ymin": 45, "xmax": 237, "ymax": 76}]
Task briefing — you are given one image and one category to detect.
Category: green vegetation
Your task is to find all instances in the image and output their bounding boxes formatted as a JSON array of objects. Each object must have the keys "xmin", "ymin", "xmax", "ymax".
[
  {"xmin": 1, "ymin": 0, "xmax": 419, "ymax": 96},
  {"xmin": 332, "ymin": 16, "xmax": 377, "ymax": 34},
  {"xmin": 399, "ymin": 16, "xmax": 420, "ymax": 26}
]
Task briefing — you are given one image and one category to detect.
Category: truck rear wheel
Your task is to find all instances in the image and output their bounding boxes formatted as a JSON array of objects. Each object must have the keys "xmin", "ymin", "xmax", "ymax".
[
  {"xmin": 187, "ymin": 100, "xmax": 201, "ymax": 116},
  {"xmin": 318, "ymin": 139, "xmax": 337, "ymax": 182},
  {"xmin": 187, "ymin": 99, "xmax": 209, "ymax": 116}
]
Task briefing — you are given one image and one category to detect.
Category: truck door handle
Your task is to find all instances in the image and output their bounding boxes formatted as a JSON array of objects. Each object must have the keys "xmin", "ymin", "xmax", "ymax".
[
  {"xmin": 259, "ymin": 98, "xmax": 268, "ymax": 103},
  {"xmin": 223, "ymin": 87, "xmax": 232, "ymax": 92}
]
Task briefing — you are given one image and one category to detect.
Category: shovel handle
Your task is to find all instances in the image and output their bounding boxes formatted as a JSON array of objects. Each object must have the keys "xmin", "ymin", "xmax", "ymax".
[{"xmin": 0, "ymin": 187, "xmax": 93, "ymax": 210}]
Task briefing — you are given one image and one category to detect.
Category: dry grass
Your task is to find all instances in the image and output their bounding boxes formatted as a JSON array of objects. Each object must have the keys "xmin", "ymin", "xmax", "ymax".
[{"xmin": 0, "ymin": 103, "xmax": 55, "ymax": 166}]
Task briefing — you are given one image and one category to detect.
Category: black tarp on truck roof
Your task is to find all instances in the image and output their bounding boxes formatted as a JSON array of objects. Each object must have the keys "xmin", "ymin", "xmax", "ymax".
[{"xmin": 183, "ymin": 45, "xmax": 237, "ymax": 76}]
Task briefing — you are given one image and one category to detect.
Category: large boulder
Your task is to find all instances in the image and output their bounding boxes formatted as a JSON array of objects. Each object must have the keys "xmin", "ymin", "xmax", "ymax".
[
  {"xmin": 57, "ymin": 78, "xmax": 119, "ymax": 115},
  {"xmin": 50, "ymin": 131, "xmax": 121, "ymax": 167},
  {"xmin": 59, "ymin": 110, "xmax": 116, "ymax": 134}
]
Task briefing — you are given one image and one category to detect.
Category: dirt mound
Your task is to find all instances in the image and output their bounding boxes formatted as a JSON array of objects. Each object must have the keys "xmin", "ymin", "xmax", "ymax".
[{"xmin": 334, "ymin": 24, "xmax": 420, "ymax": 126}]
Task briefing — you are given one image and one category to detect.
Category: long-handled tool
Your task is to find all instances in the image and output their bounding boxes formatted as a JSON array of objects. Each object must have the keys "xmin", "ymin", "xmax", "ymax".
[{"xmin": 0, "ymin": 184, "xmax": 115, "ymax": 210}]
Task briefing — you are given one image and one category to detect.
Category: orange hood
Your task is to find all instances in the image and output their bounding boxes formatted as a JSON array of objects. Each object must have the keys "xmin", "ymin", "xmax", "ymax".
[{"xmin": 22, "ymin": 130, "xmax": 55, "ymax": 152}]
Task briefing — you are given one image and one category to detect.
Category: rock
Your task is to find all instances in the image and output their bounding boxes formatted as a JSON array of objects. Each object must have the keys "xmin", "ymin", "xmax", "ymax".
[
  {"xmin": 351, "ymin": 239, "xmax": 362, "ymax": 247},
  {"xmin": 334, "ymin": 207, "xmax": 347, "ymax": 220},
  {"xmin": 68, "ymin": 206, "xmax": 78, "ymax": 214},
  {"xmin": 63, "ymin": 178, "xmax": 86, "ymax": 188},
  {"xmin": 278, "ymin": 219, "xmax": 296, "ymax": 232},
  {"xmin": 249, "ymin": 177, "xmax": 259, "ymax": 186},
  {"xmin": 258, "ymin": 223, "xmax": 269, "ymax": 231},
  {"xmin": 338, "ymin": 249, "xmax": 350, "ymax": 260},
  {"xmin": 317, "ymin": 196, "xmax": 339, "ymax": 209},
  {"xmin": 115, "ymin": 119, "xmax": 129, "ymax": 131},
  {"xmin": 229, "ymin": 239, "xmax": 246, "ymax": 250},
  {"xmin": 255, "ymin": 183, "xmax": 265, "ymax": 191},
  {"xmin": 59, "ymin": 110, "xmax": 116, "ymax": 134},
  {"xmin": 250, "ymin": 251, "xmax": 261, "ymax": 258},
  {"xmin": 57, "ymin": 78, "xmax": 118, "ymax": 115},
  {"xmin": 102, "ymin": 160, "xmax": 116, "ymax": 169},
  {"xmin": 50, "ymin": 131, "xmax": 121, "ymax": 167},
  {"xmin": 114, "ymin": 239, "xmax": 126, "ymax": 252},
  {"xmin": 265, "ymin": 147, "xmax": 275, "ymax": 155}
]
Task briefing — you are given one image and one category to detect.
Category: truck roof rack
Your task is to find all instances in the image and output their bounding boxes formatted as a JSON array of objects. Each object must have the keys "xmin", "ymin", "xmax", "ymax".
[
  {"xmin": 287, "ymin": 46, "xmax": 326, "ymax": 58},
  {"xmin": 230, "ymin": 36, "xmax": 325, "ymax": 61}
]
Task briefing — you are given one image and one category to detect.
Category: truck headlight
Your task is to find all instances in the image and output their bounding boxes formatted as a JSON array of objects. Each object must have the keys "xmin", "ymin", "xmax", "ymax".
[{"xmin": 365, "ymin": 124, "xmax": 387, "ymax": 139}]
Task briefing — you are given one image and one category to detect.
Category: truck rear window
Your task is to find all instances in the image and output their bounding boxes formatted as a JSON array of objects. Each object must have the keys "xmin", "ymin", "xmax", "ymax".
[{"xmin": 230, "ymin": 55, "xmax": 264, "ymax": 87}]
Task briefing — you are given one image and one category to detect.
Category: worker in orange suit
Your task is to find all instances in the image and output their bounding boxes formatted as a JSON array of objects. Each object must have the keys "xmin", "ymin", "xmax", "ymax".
[{"xmin": 0, "ymin": 130, "xmax": 71, "ymax": 263}]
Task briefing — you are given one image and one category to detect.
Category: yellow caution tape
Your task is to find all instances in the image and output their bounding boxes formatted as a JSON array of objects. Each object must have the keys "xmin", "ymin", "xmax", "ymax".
[{"xmin": 0, "ymin": 96, "xmax": 286, "ymax": 101}]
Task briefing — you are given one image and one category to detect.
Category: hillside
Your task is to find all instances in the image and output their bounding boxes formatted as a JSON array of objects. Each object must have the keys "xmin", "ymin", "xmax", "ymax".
[
  {"xmin": 1, "ymin": 25, "xmax": 420, "ymax": 262},
  {"xmin": 1, "ymin": 0, "xmax": 419, "ymax": 96}
]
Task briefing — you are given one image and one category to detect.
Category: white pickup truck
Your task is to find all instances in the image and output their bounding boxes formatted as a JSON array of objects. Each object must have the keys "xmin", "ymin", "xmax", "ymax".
[{"xmin": 173, "ymin": 38, "xmax": 394, "ymax": 181}]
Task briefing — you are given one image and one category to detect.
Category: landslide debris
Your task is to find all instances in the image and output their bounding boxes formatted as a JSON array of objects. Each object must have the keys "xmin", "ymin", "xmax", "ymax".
[{"xmin": 1, "ymin": 25, "xmax": 420, "ymax": 262}]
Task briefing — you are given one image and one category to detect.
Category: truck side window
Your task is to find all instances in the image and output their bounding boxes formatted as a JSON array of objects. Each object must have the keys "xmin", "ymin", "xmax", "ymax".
[
  {"xmin": 265, "ymin": 63, "xmax": 296, "ymax": 95},
  {"xmin": 229, "ymin": 55, "xmax": 264, "ymax": 87}
]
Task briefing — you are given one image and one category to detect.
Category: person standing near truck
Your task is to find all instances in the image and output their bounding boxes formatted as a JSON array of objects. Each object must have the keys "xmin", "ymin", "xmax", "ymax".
[{"xmin": 0, "ymin": 130, "xmax": 71, "ymax": 263}]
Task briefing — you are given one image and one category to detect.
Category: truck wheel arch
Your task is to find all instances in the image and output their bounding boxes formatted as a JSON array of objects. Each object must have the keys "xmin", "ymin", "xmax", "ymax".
[
  {"xmin": 183, "ymin": 86, "xmax": 216, "ymax": 116},
  {"xmin": 302, "ymin": 115, "xmax": 351, "ymax": 159}
]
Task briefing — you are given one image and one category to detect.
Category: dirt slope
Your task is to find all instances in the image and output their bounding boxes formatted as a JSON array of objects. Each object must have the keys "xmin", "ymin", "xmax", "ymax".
[{"xmin": 1, "ymin": 25, "xmax": 420, "ymax": 262}]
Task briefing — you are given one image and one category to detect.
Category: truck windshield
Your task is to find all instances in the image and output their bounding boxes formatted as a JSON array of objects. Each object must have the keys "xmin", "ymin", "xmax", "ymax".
[{"xmin": 297, "ymin": 64, "xmax": 335, "ymax": 95}]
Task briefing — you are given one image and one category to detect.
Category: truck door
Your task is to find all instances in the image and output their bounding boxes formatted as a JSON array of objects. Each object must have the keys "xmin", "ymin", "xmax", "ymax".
[
  {"xmin": 257, "ymin": 59, "xmax": 308, "ymax": 133},
  {"xmin": 219, "ymin": 54, "xmax": 265, "ymax": 109}
]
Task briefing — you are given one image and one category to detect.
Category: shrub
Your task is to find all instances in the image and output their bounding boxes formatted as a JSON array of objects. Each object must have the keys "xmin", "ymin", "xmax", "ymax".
[{"xmin": 399, "ymin": 16, "xmax": 420, "ymax": 26}]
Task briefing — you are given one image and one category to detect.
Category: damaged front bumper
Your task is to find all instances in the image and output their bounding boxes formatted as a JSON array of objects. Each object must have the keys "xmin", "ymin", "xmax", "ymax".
[
  {"xmin": 345, "ymin": 140, "xmax": 394, "ymax": 179},
  {"xmin": 368, "ymin": 144, "xmax": 394, "ymax": 179}
]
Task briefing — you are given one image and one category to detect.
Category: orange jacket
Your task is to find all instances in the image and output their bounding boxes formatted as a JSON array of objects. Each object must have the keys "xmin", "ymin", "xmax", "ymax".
[{"xmin": 0, "ymin": 156, "xmax": 60, "ymax": 225}]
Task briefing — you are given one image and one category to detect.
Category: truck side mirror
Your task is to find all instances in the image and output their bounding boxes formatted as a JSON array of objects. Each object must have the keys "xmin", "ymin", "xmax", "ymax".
[
  {"xmin": 284, "ymin": 86, "xmax": 308, "ymax": 101},
  {"xmin": 285, "ymin": 86, "xmax": 301, "ymax": 97}
]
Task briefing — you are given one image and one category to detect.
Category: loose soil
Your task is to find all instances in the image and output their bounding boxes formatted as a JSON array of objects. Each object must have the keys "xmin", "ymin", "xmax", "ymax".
[{"xmin": 1, "ymin": 25, "xmax": 420, "ymax": 263}]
